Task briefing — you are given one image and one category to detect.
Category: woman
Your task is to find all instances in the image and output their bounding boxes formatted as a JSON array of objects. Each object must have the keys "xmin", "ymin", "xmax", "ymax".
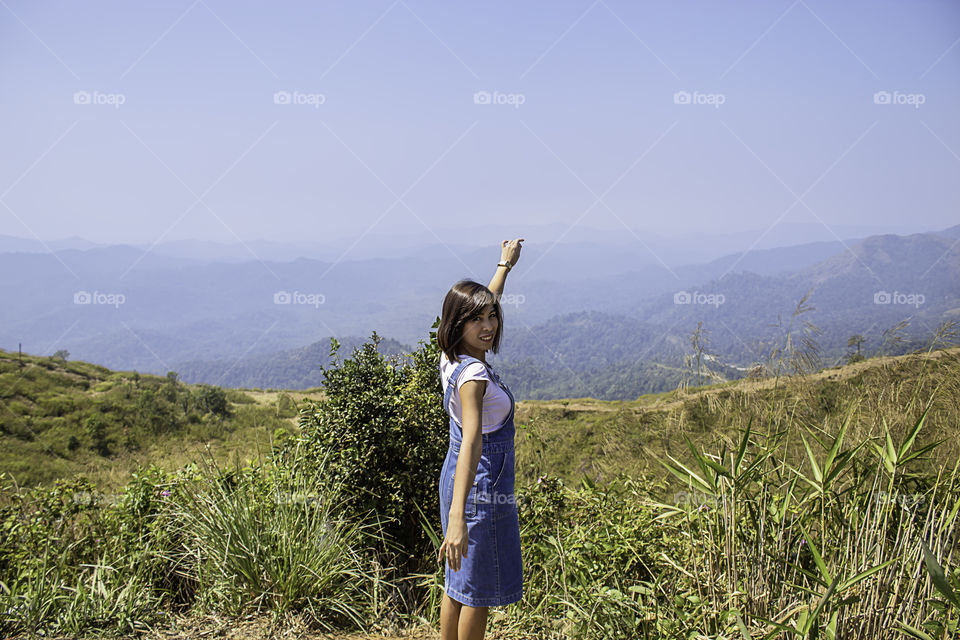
[{"xmin": 436, "ymin": 238, "xmax": 524, "ymax": 640}]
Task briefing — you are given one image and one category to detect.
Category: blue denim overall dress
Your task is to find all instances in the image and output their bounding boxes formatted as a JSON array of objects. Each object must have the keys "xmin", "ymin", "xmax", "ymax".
[{"xmin": 439, "ymin": 355, "xmax": 523, "ymax": 607}]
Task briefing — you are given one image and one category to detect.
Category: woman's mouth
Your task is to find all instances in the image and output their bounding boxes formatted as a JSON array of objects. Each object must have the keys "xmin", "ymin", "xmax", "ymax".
[{"xmin": 479, "ymin": 335, "xmax": 493, "ymax": 343}]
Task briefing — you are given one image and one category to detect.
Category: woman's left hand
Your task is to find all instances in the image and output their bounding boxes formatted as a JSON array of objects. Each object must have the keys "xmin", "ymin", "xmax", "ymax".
[{"xmin": 501, "ymin": 238, "xmax": 524, "ymax": 266}]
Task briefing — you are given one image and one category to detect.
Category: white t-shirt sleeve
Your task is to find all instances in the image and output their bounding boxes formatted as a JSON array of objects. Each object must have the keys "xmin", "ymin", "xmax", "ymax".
[{"xmin": 456, "ymin": 362, "xmax": 492, "ymax": 392}]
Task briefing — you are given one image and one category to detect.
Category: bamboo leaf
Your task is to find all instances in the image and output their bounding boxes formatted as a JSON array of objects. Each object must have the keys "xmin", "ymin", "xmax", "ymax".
[
  {"xmin": 749, "ymin": 614, "xmax": 800, "ymax": 638},
  {"xmin": 800, "ymin": 432, "xmax": 822, "ymax": 484},
  {"xmin": 789, "ymin": 464, "xmax": 821, "ymax": 493},
  {"xmin": 900, "ymin": 439, "xmax": 945, "ymax": 466},
  {"xmin": 822, "ymin": 442, "xmax": 867, "ymax": 488},
  {"xmin": 685, "ymin": 435, "xmax": 725, "ymax": 485},
  {"xmin": 895, "ymin": 620, "xmax": 937, "ymax": 640},
  {"xmin": 823, "ymin": 409, "xmax": 852, "ymax": 475},
  {"xmin": 825, "ymin": 609, "xmax": 838, "ymax": 640},
  {"xmin": 920, "ymin": 539, "xmax": 960, "ymax": 608},
  {"xmin": 898, "ymin": 403, "xmax": 931, "ymax": 459},
  {"xmin": 939, "ymin": 495, "xmax": 960, "ymax": 537},
  {"xmin": 804, "ymin": 574, "xmax": 839, "ymax": 634},
  {"xmin": 798, "ymin": 521, "xmax": 832, "ymax": 584},
  {"xmin": 836, "ymin": 557, "xmax": 898, "ymax": 593},
  {"xmin": 872, "ymin": 442, "xmax": 895, "ymax": 475},
  {"xmin": 660, "ymin": 453, "xmax": 715, "ymax": 496},
  {"xmin": 783, "ymin": 477, "xmax": 797, "ymax": 524},
  {"xmin": 734, "ymin": 418, "xmax": 752, "ymax": 477},
  {"xmin": 649, "ymin": 502, "xmax": 685, "ymax": 520},
  {"xmin": 884, "ymin": 419, "xmax": 898, "ymax": 467}
]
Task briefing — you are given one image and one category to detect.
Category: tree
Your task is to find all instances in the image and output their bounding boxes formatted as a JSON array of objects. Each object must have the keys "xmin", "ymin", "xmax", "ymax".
[
  {"xmin": 83, "ymin": 415, "xmax": 110, "ymax": 456},
  {"xmin": 846, "ymin": 334, "xmax": 866, "ymax": 364},
  {"xmin": 292, "ymin": 324, "xmax": 449, "ymax": 579},
  {"xmin": 52, "ymin": 349, "xmax": 70, "ymax": 361},
  {"xmin": 193, "ymin": 385, "xmax": 229, "ymax": 418},
  {"xmin": 160, "ymin": 371, "xmax": 180, "ymax": 403},
  {"xmin": 688, "ymin": 321, "xmax": 713, "ymax": 387}
]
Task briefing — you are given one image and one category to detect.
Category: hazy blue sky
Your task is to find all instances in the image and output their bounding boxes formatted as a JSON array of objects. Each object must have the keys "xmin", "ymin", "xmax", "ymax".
[{"xmin": 1, "ymin": 0, "xmax": 958, "ymax": 248}]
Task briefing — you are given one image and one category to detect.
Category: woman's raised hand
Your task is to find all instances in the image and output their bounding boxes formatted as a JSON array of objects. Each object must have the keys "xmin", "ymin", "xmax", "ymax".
[{"xmin": 501, "ymin": 238, "xmax": 524, "ymax": 266}]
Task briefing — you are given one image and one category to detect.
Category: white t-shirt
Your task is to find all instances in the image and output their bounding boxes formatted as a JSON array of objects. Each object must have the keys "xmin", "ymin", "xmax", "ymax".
[{"xmin": 439, "ymin": 353, "xmax": 512, "ymax": 434}]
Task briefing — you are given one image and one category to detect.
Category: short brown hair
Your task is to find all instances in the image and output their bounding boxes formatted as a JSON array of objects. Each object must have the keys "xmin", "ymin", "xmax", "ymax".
[{"xmin": 438, "ymin": 279, "xmax": 503, "ymax": 364}]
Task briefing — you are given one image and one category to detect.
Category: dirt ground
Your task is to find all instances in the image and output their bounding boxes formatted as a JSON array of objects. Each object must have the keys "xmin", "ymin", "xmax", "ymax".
[{"xmin": 14, "ymin": 612, "xmax": 441, "ymax": 640}]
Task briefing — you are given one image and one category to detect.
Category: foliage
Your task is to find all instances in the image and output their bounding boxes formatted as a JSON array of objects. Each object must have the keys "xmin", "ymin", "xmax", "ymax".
[
  {"xmin": 0, "ymin": 448, "xmax": 392, "ymax": 636},
  {"xmin": 2, "ymin": 327, "xmax": 959, "ymax": 638},
  {"xmin": 290, "ymin": 324, "xmax": 449, "ymax": 584},
  {"xmin": 0, "ymin": 350, "xmax": 302, "ymax": 489}
]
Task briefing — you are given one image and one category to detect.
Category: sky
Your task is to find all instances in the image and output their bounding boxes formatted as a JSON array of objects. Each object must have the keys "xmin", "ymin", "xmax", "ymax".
[{"xmin": 1, "ymin": 0, "xmax": 958, "ymax": 249}]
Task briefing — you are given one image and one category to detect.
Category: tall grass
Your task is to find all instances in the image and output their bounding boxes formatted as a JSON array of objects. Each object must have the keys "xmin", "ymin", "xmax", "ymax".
[
  {"xmin": 653, "ymin": 387, "xmax": 960, "ymax": 638},
  {"xmin": 160, "ymin": 443, "xmax": 393, "ymax": 629},
  {"xmin": 0, "ymin": 441, "xmax": 398, "ymax": 637}
]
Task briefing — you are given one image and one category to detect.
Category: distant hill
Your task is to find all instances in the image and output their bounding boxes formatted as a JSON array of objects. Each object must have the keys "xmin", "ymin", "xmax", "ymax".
[
  {"xmin": 1, "ymin": 226, "xmax": 956, "ymax": 395},
  {"xmin": 0, "ymin": 348, "xmax": 317, "ymax": 490},
  {"xmin": 932, "ymin": 223, "xmax": 960, "ymax": 239},
  {"xmin": 167, "ymin": 317, "xmax": 744, "ymax": 398},
  {"xmin": 171, "ymin": 335, "xmax": 412, "ymax": 389},
  {"xmin": 632, "ymin": 230, "xmax": 959, "ymax": 365}
]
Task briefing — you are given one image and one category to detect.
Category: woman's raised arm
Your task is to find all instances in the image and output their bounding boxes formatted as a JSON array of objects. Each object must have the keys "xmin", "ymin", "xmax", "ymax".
[{"xmin": 488, "ymin": 238, "xmax": 524, "ymax": 298}]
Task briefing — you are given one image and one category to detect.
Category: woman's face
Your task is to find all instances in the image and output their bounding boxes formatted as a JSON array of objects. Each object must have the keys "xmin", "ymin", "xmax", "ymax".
[{"xmin": 460, "ymin": 303, "xmax": 498, "ymax": 355}]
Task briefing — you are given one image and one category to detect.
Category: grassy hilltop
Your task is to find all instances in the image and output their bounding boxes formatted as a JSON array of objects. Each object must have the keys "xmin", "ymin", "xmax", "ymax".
[
  {"xmin": 514, "ymin": 346, "xmax": 960, "ymax": 489},
  {"xmin": 0, "ymin": 348, "xmax": 325, "ymax": 491},
  {"xmin": 4, "ymin": 344, "xmax": 958, "ymax": 495}
]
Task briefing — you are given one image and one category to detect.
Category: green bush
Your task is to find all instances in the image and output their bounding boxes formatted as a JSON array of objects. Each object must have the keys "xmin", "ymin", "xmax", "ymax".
[
  {"xmin": 292, "ymin": 328, "xmax": 448, "ymax": 579},
  {"xmin": 192, "ymin": 385, "xmax": 229, "ymax": 418},
  {"xmin": 36, "ymin": 393, "xmax": 76, "ymax": 418},
  {"xmin": 83, "ymin": 415, "xmax": 110, "ymax": 456}
]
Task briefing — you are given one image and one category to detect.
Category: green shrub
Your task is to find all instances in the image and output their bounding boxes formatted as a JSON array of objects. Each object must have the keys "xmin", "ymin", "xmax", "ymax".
[
  {"xmin": 277, "ymin": 393, "xmax": 297, "ymax": 418},
  {"xmin": 36, "ymin": 393, "xmax": 76, "ymax": 418},
  {"xmin": 83, "ymin": 415, "xmax": 110, "ymax": 456},
  {"xmin": 292, "ymin": 328, "xmax": 448, "ymax": 578},
  {"xmin": 192, "ymin": 385, "xmax": 229, "ymax": 418}
]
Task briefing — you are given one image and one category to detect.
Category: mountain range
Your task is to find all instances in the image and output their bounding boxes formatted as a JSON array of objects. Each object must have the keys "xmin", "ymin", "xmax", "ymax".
[{"xmin": 1, "ymin": 223, "xmax": 957, "ymax": 399}]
